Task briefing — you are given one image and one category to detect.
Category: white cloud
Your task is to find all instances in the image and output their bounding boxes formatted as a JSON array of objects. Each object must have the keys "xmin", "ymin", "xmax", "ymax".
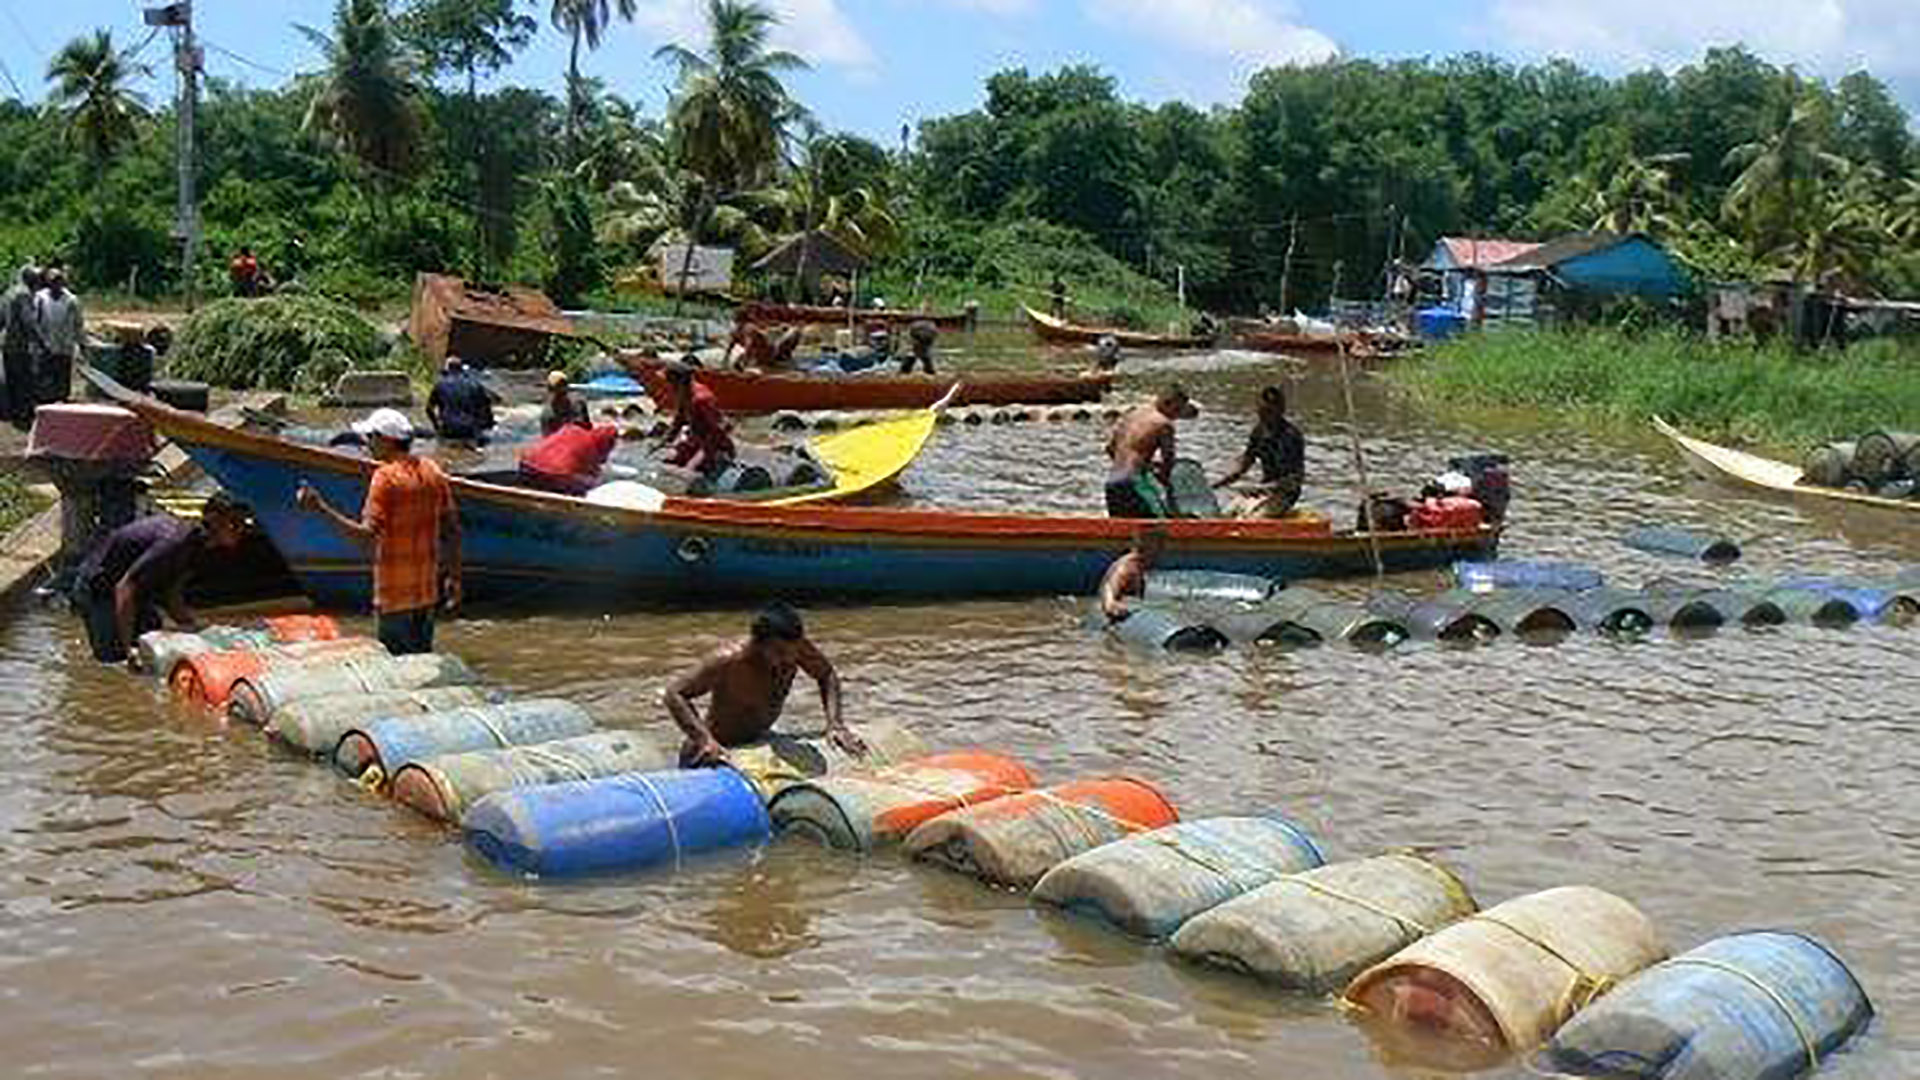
[
  {"xmin": 1083, "ymin": 0, "xmax": 1340, "ymax": 72},
  {"xmin": 1486, "ymin": 0, "xmax": 1920, "ymax": 84},
  {"xmin": 631, "ymin": 0, "xmax": 877, "ymax": 73}
]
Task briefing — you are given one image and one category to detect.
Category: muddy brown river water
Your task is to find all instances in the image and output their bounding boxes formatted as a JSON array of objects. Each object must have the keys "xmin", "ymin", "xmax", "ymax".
[{"xmin": 3, "ymin": 340, "xmax": 1917, "ymax": 1079}]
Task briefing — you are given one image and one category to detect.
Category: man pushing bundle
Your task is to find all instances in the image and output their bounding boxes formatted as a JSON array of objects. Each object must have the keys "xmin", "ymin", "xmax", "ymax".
[{"xmin": 663, "ymin": 603, "xmax": 867, "ymax": 768}]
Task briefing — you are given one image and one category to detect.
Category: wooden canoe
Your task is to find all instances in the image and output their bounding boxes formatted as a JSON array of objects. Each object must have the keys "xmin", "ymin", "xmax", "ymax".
[
  {"xmin": 1655, "ymin": 416, "xmax": 1920, "ymax": 514},
  {"xmin": 92, "ymin": 374, "xmax": 1499, "ymax": 608},
  {"xmin": 621, "ymin": 353, "xmax": 1111, "ymax": 415},
  {"xmin": 1022, "ymin": 306, "xmax": 1215, "ymax": 350},
  {"xmin": 740, "ymin": 301, "xmax": 974, "ymax": 331}
]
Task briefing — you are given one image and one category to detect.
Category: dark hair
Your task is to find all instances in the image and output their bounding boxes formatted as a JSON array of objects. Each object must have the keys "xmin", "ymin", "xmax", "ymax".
[
  {"xmin": 751, "ymin": 602, "xmax": 805, "ymax": 642},
  {"xmin": 665, "ymin": 362, "xmax": 695, "ymax": 386},
  {"xmin": 1261, "ymin": 386, "xmax": 1287, "ymax": 410},
  {"xmin": 202, "ymin": 490, "xmax": 251, "ymax": 522}
]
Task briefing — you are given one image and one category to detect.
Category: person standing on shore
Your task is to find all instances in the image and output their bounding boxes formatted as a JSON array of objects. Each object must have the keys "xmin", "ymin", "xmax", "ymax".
[
  {"xmin": 34, "ymin": 269, "xmax": 83, "ymax": 408},
  {"xmin": 1, "ymin": 266, "xmax": 45, "ymax": 425},
  {"xmin": 297, "ymin": 409, "xmax": 462, "ymax": 655}
]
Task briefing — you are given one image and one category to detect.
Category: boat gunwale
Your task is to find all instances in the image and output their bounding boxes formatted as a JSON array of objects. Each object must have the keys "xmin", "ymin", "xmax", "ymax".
[{"xmin": 1654, "ymin": 415, "xmax": 1920, "ymax": 514}]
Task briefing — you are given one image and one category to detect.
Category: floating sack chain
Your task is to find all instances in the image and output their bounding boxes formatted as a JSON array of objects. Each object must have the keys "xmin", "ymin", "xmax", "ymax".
[
  {"xmin": 1473, "ymin": 912, "xmax": 1616, "ymax": 1018},
  {"xmin": 1666, "ymin": 955, "xmax": 1822, "ymax": 1073},
  {"xmin": 359, "ymin": 706, "xmax": 522, "ymax": 791},
  {"xmin": 1289, "ymin": 871, "xmax": 1438, "ymax": 941},
  {"xmin": 514, "ymin": 744, "xmax": 597, "ymax": 784},
  {"xmin": 621, "ymin": 771, "xmax": 686, "ymax": 872}
]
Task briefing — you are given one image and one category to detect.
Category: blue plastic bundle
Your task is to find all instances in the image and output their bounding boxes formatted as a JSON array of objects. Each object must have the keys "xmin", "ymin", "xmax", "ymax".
[
  {"xmin": 1454, "ymin": 561, "xmax": 1604, "ymax": 593},
  {"xmin": 1543, "ymin": 931, "xmax": 1872, "ymax": 1080},
  {"xmin": 335, "ymin": 699, "xmax": 597, "ymax": 779},
  {"xmin": 1103, "ymin": 606, "xmax": 1230, "ymax": 652},
  {"xmin": 1623, "ymin": 526, "xmax": 1742, "ymax": 564},
  {"xmin": 465, "ymin": 767, "xmax": 771, "ymax": 878}
]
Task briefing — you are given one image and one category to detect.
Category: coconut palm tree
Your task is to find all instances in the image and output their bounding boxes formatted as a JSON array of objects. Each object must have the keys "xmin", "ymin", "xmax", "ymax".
[
  {"xmin": 1889, "ymin": 178, "xmax": 1920, "ymax": 245},
  {"xmin": 1769, "ymin": 162, "xmax": 1888, "ymax": 291},
  {"xmin": 298, "ymin": 0, "xmax": 426, "ymax": 195},
  {"xmin": 44, "ymin": 29, "xmax": 151, "ymax": 173},
  {"xmin": 1722, "ymin": 73, "xmax": 1848, "ymax": 261},
  {"xmin": 1584, "ymin": 153, "xmax": 1688, "ymax": 237},
  {"xmin": 655, "ymin": 0, "xmax": 808, "ymax": 193},
  {"xmin": 550, "ymin": 0, "xmax": 636, "ymax": 163}
]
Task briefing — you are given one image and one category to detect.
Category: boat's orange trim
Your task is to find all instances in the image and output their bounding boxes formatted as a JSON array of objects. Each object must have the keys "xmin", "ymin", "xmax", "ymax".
[{"xmin": 622, "ymin": 353, "xmax": 1112, "ymax": 415}]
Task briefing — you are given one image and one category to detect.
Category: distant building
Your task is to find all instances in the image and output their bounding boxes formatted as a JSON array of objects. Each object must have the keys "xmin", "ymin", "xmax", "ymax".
[
  {"xmin": 1421, "ymin": 233, "xmax": 1690, "ymax": 330},
  {"xmin": 1422, "ymin": 237, "xmax": 1542, "ymax": 312}
]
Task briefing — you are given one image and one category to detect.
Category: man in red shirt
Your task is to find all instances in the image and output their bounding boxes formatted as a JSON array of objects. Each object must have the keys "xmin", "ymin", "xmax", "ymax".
[
  {"xmin": 297, "ymin": 408, "xmax": 461, "ymax": 654},
  {"xmin": 660, "ymin": 361, "xmax": 735, "ymax": 475},
  {"xmin": 518, "ymin": 422, "xmax": 620, "ymax": 496}
]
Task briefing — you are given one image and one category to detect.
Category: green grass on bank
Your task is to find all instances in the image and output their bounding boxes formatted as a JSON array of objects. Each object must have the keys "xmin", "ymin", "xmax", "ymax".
[
  {"xmin": 1396, "ymin": 328, "xmax": 1920, "ymax": 451},
  {"xmin": 0, "ymin": 472, "xmax": 51, "ymax": 537}
]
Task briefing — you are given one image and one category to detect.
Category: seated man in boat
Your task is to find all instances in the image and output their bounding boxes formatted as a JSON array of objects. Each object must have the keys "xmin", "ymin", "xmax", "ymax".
[
  {"xmin": 518, "ymin": 421, "xmax": 621, "ymax": 496},
  {"xmin": 1213, "ymin": 385, "xmax": 1306, "ymax": 518},
  {"xmin": 1097, "ymin": 526, "xmax": 1165, "ymax": 621},
  {"xmin": 1104, "ymin": 384, "xmax": 1197, "ymax": 518},
  {"xmin": 658, "ymin": 361, "xmax": 735, "ymax": 475},
  {"xmin": 69, "ymin": 492, "xmax": 251, "ymax": 665},
  {"xmin": 901, "ymin": 319, "xmax": 938, "ymax": 374},
  {"xmin": 426, "ymin": 356, "xmax": 496, "ymax": 445},
  {"xmin": 663, "ymin": 603, "xmax": 866, "ymax": 767},
  {"xmin": 540, "ymin": 370, "xmax": 590, "ymax": 435}
]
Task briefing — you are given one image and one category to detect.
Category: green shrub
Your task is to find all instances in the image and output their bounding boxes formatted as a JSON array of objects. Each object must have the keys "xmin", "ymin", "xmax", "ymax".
[{"xmin": 168, "ymin": 294, "xmax": 386, "ymax": 392}]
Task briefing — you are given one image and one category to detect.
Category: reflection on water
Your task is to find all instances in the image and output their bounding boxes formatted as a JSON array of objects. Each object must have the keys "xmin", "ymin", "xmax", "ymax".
[{"xmin": 2, "ymin": 336, "xmax": 1917, "ymax": 1078}]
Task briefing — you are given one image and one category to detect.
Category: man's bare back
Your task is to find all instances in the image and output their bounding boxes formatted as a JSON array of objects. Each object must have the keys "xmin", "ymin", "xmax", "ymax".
[
  {"xmin": 663, "ymin": 604, "xmax": 861, "ymax": 767},
  {"xmin": 1108, "ymin": 405, "xmax": 1173, "ymax": 483}
]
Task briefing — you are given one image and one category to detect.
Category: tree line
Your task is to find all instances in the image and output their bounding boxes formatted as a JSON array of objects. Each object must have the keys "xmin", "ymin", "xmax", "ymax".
[{"xmin": 1, "ymin": 0, "xmax": 1915, "ymax": 317}]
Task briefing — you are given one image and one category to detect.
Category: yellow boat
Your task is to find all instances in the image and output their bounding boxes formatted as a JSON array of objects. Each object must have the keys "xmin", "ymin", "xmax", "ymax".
[
  {"xmin": 1654, "ymin": 416, "xmax": 1920, "ymax": 514},
  {"xmin": 763, "ymin": 385, "xmax": 959, "ymax": 506}
]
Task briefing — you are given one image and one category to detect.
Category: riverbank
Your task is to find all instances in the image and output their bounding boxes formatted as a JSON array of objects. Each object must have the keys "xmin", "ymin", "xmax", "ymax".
[{"xmin": 1394, "ymin": 328, "xmax": 1920, "ymax": 451}]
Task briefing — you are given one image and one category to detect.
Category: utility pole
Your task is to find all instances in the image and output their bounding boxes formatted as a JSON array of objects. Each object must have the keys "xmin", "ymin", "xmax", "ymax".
[
  {"xmin": 1278, "ymin": 215, "xmax": 1298, "ymax": 314},
  {"xmin": 148, "ymin": 2, "xmax": 199, "ymax": 307}
]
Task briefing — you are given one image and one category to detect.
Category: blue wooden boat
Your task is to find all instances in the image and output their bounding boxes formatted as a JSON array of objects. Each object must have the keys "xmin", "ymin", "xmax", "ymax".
[{"xmin": 109, "ymin": 386, "xmax": 1499, "ymax": 608}]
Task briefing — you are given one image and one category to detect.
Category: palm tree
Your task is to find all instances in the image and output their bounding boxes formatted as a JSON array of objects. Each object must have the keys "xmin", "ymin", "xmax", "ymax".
[
  {"xmin": 1722, "ymin": 73, "xmax": 1848, "ymax": 262},
  {"xmin": 747, "ymin": 128, "xmax": 898, "ymax": 294},
  {"xmin": 1889, "ymin": 178, "xmax": 1920, "ymax": 245},
  {"xmin": 44, "ymin": 30, "xmax": 151, "ymax": 173},
  {"xmin": 1769, "ymin": 162, "xmax": 1887, "ymax": 291},
  {"xmin": 1584, "ymin": 153, "xmax": 1688, "ymax": 237},
  {"xmin": 298, "ymin": 0, "xmax": 426, "ymax": 195},
  {"xmin": 655, "ymin": 0, "xmax": 808, "ymax": 193},
  {"xmin": 550, "ymin": 0, "xmax": 636, "ymax": 163}
]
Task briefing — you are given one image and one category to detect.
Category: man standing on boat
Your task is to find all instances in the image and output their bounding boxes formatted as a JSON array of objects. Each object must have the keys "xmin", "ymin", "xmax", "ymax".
[
  {"xmin": 297, "ymin": 408, "xmax": 462, "ymax": 655},
  {"xmin": 663, "ymin": 603, "xmax": 866, "ymax": 767},
  {"xmin": 1213, "ymin": 385, "xmax": 1306, "ymax": 518},
  {"xmin": 1105, "ymin": 384, "xmax": 1197, "ymax": 518},
  {"xmin": 1098, "ymin": 527, "xmax": 1164, "ymax": 621},
  {"xmin": 659, "ymin": 361, "xmax": 735, "ymax": 475}
]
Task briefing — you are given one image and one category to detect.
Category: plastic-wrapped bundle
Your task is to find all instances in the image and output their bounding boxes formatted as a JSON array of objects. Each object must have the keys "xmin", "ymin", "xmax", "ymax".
[
  {"xmin": 1801, "ymin": 442, "xmax": 1856, "ymax": 488},
  {"xmin": 1454, "ymin": 561, "xmax": 1604, "ymax": 593},
  {"xmin": 1850, "ymin": 430, "xmax": 1920, "ymax": 485},
  {"xmin": 170, "ymin": 638, "xmax": 390, "ymax": 709},
  {"xmin": 335, "ymin": 699, "xmax": 597, "ymax": 781},
  {"xmin": 767, "ymin": 751, "xmax": 1036, "ymax": 852},
  {"xmin": 264, "ymin": 686, "xmax": 492, "ymax": 755},
  {"xmin": 1465, "ymin": 590, "xmax": 1577, "ymax": 639},
  {"xmin": 1762, "ymin": 587, "xmax": 1862, "ymax": 628},
  {"xmin": 226, "ymin": 652, "xmax": 479, "ymax": 725},
  {"xmin": 1104, "ymin": 606, "xmax": 1230, "ymax": 652},
  {"xmin": 1218, "ymin": 589, "xmax": 1408, "ymax": 651},
  {"xmin": 1166, "ymin": 459, "xmax": 1221, "ymax": 518},
  {"xmin": 261, "ymin": 614, "xmax": 342, "ymax": 642},
  {"xmin": 1775, "ymin": 576, "xmax": 1918, "ymax": 624},
  {"xmin": 1345, "ymin": 886, "xmax": 1667, "ymax": 1058},
  {"xmin": 391, "ymin": 729, "xmax": 676, "ymax": 822},
  {"xmin": 465, "ymin": 767, "xmax": 771, "ymax": 878},
  {"xmin": 903, "ymin": 777, "xmax": 1179, "ymax": 890},
  {"xmin": 1542, "ymin": 931, "xmax": 1872, "ymax": 1080},
  {"xmin": 1562, "ymin": 589, "xmax": 1657, "ymax": 637},
  {"xmin": 1030, "ymin": 815, "xmax": 1325, "ymax": 938},
  {"xmin": 1168, "ymin": 854, "xmax": 1476, "ymax": 992},
  {"xmin": 725, "ymin": 720, "xmax": 925, "ymax": 800},
  {"xmin": 1623, "ymin": 526, "xmax": 1742, "ymax": 564},
  {"xmin": 136, "ymin": 626, "xmax": 275, "ymax": 677},
  {"xmin": 1142, "ymin": 570, "xmax": 1279, "ymax": 605},
  {"xmin": 1642, "ymin": 589, "xmax": 1729, "ymax": 631},
  {"xmin": 1368, "ymin": 591, "xmax": 1500, "ymax": 642}
]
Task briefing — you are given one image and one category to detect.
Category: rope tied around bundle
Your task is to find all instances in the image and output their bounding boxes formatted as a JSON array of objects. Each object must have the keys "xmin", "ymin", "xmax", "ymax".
[
  {"xmin": 618, "ymin": 771, "xmax": 684, "ymax": 872},
  {"xmin": 1470, "ymin": 912, "xmax": 1616, "ymax": 1018},
  {"xmin": 1667, "ymin": 956, "xmax": 1822, "ymax": 1072}
]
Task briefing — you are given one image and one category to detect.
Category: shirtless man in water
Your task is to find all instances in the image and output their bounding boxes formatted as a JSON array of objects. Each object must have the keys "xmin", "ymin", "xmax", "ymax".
[
  {"xmin": 1097, "ymin": 527, "xmax": 1165, "ymax": 621},
  {"xmin": 1104, "ymin": 383, "xmax": 1197, "ymax": 518},
  {"xmin": 662, "ymin": 603, "xmax": 867, "ymax": 767}
]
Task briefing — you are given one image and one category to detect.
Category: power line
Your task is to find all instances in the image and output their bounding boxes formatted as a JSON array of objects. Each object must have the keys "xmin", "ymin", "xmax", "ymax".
[
  {"xmin": 0, "ymin": 52, "xmax": 24, "ymax": 100},
  {"xmin": 201, "ymin": 38, "xmax": 292, "ymax": 80},
  {"xmin": 1, "ymin": 5, "xmax": 44, "ymax": 62}
]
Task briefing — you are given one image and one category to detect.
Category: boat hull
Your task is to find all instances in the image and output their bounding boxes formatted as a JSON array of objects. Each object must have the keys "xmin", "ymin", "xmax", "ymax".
[
  {"xmin": 622, "ymin": 354, "xmax": 1111, "ymax": 415},
  {"xmin": 740, "ymin": 301, "xmax": 973, "ymax": 331},
  {"xmin": 1022, "ymin": 306, "xmax": 1213, "ymax": 350},
  {"xmin": 1655, "ymin": 417, "xmax": 1920, "ymax": 515}
]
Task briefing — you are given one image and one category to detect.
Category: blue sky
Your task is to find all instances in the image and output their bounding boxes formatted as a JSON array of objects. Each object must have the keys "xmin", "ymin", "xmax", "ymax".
[{"xmin": 2, "ymin": 0, "xmax": 1915, "ymax": 140}]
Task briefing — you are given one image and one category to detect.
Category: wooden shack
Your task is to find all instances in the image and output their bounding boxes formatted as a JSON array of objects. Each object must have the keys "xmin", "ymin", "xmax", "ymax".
[{"xmin": 409, "ymin": 274, "xmax": 578, "ymax": 369}]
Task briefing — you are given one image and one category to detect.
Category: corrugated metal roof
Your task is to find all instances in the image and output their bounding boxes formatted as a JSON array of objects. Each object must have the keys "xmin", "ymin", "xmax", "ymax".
[{"xmin": 1432, "ymin": 238, "xmax": 1541, "ymax": 269}]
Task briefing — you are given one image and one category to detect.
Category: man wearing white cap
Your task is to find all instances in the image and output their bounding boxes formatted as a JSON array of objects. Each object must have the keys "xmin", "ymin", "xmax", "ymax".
[{"xmin": 297, "ymin": 408, "xmax": 461, "ymax": 654}]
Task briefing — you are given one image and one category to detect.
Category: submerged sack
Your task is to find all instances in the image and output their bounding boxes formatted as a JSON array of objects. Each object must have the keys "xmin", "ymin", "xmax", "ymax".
[
  {"xmin": 904, "ymin": 777, "xmax": 1179, "ymax": 890},
  {"xmin": 335, "ymin": 699, "xmax": 597, "ymax": 782},
  {"xmin": 1030, "ymin": 815, "xmax": 1325, "ymax": 938},
  {"xmin": 391, "ymin": 728, "xmax": 675, "ymax": 822},
  {"xmin": 768, "ymin": 751, "xmax": 1036, "ymax": 852},
  {"xmin": 1168, "ymin": 853, "xmax": 1476, "ymax": 991},
  {"xmin": 1543, "ymin": 931, "xmax": 1872, "ymax": 1080},
  {"xmin": 1345, "ymin": 885, "xmax": 1667, "ymax": 1057}
]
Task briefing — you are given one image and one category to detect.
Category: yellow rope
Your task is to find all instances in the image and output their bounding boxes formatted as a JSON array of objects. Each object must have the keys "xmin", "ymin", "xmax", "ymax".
[
  {"xmin": 622, "ymin": 771, "xmax": 683, "ymax": 872},
  {"xmin": 1470, "ymin": 913, "xmax": 1616, "ymax": 1016},
  {"xmin": 1667, "ymin": 956, "xmax": 1821, "ymax": 1072},
  {"xmin": 1279, "ymin": 874, "xmax": 1434, "ymax": 937}
]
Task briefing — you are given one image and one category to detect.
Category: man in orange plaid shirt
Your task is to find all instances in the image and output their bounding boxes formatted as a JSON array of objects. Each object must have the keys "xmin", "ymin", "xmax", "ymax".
[{"xmin": 298, "ymin": 408, "xmax": 462, "ymax": 655}]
